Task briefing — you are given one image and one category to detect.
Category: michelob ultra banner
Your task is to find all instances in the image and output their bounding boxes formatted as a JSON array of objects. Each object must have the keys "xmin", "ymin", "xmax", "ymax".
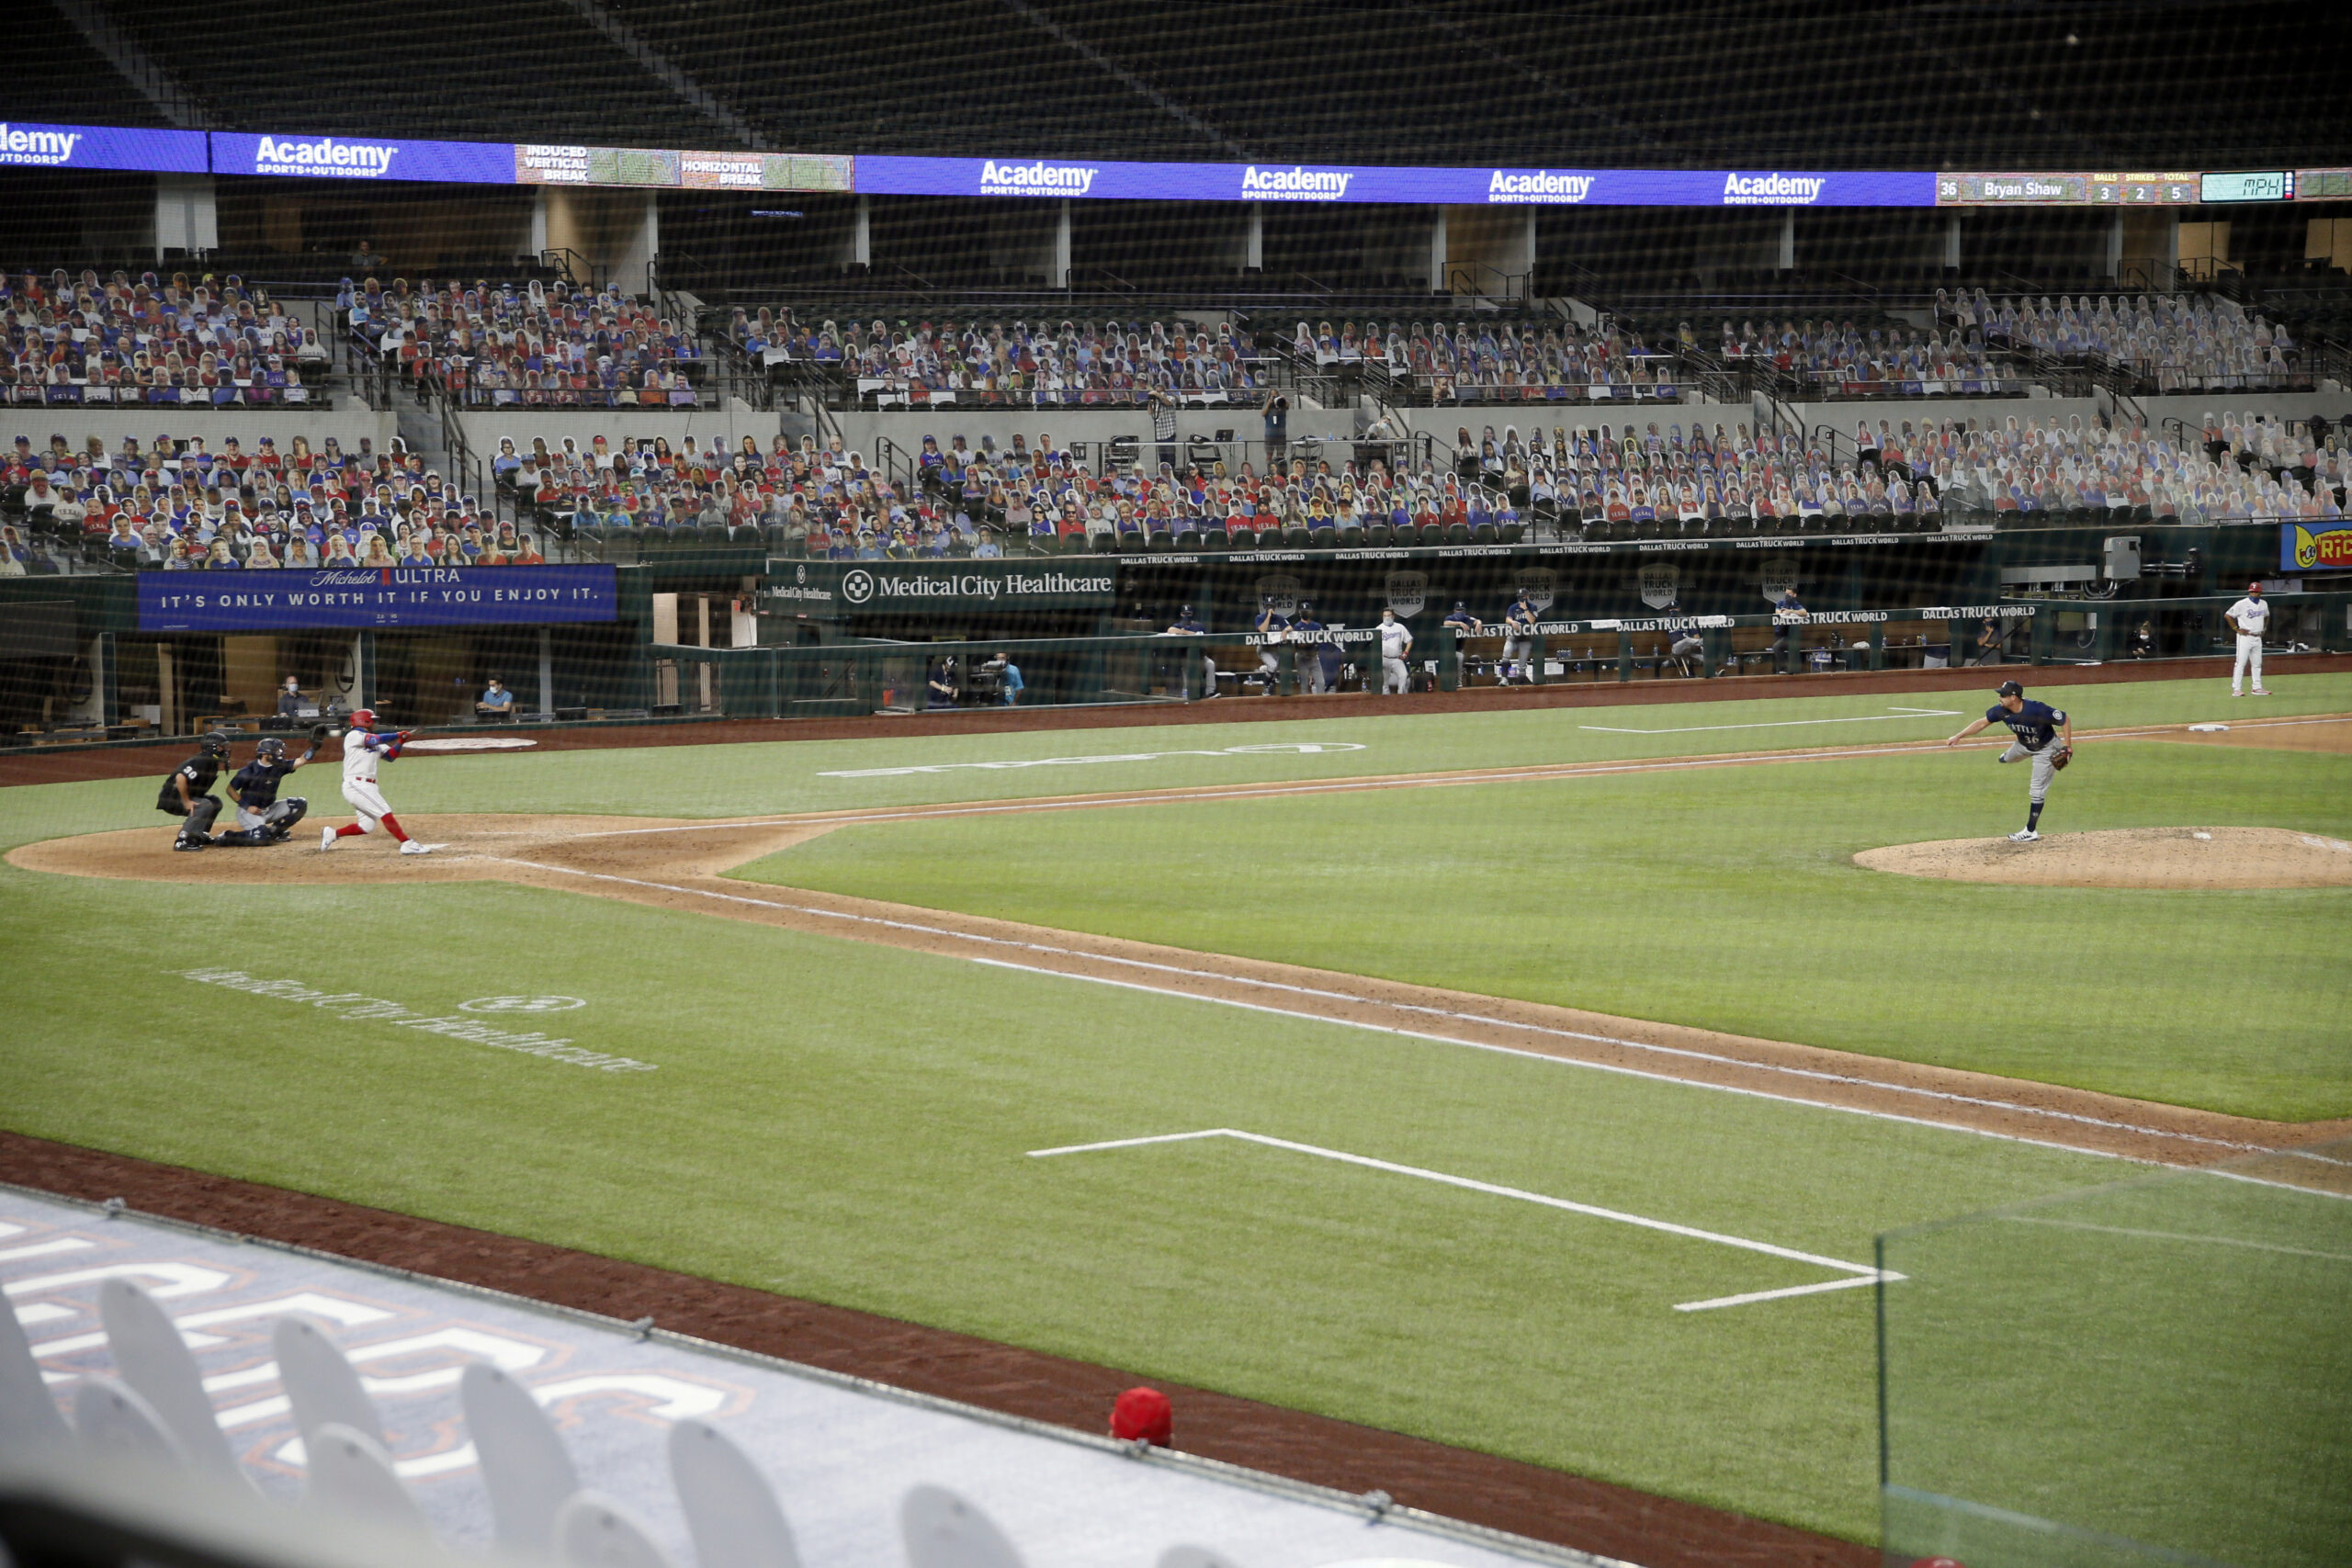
[{"xmin": 2283, "ymin": 522, "xmax": 2352, "ymax": 571}]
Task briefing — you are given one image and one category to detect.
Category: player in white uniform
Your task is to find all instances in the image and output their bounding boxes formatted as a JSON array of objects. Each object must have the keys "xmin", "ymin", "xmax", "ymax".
[
  {"xmin": 319, "ymin": 708, "xmax": 437, "ymax": 854},
  {"xmin": 1377, "ymin": 607, "xmax": 1414, "ymax": 694},
  {"xmin": 2225, "ymin": 581, "xmax": 2271, "ymax": 696}
]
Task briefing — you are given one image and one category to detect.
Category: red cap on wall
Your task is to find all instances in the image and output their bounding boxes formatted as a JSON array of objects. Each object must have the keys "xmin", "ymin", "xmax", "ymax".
[{"xmin": 1111, "ymin": 1386, "xmax": 1173, "ymax": 1448}]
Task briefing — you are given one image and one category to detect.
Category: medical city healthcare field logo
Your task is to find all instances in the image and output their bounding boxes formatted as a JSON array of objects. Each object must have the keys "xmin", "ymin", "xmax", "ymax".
[
  {"xmin": 1242, "ymin": 165, "xmax": 1352, "ymax": 201},
  {"xmin": 1721, "ymin": 172, "xmax": 1826, "ymax": 205},
  {"xmin": 842, "ymin": 569, "xmax": 876, "ymax": 604},
  {"xmin": 979, "ymin": 159, "xmax": 1097, "ymax": 196},
  {"xmin": 252, "ymin": 134, "xmax": 400, "ymax": 178}
]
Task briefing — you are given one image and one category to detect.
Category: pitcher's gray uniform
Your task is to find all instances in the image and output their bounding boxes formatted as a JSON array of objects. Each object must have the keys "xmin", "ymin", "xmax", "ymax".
[{"xmin": 1945, "ymin": 680, "xmax": 2073, "ymax": 841}]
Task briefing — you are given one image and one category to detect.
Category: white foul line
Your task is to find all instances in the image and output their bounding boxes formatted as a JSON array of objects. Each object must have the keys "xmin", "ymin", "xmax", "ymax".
[
  {"xmin": 484, "ymin": 857, "xmax": 2239, "ymax": 1164},
  {"xmin": 562, "ymin": 711, "xmax": 2327, "ymax": 843},
  {"xmin": 1025, "ymin": 1128, "xmax": 1896, "ymax": 1312},
  {"xmin": 1581, "ymin": 706, "xmax": 1962, "ymax": 734}
]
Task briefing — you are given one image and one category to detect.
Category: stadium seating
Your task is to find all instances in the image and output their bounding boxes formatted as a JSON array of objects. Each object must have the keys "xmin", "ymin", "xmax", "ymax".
[
  {"xmin": 740, "ymin": 310, "xmax": 1694, "ymax": 409},
  {"xmin": 2, "ymin": 429, "xmax": 547, "ymax": 570},
  {"xmin": 3, "ymin": 1276, "xmax": 1132, "ymax": 1568},
  {"xmin": 741, "ymin": 313, "xmax": 1267, "ymax": 409},
  {"xmin": 349, "ymin": 276, "xmax": 704, "ymax": 409},
  {"xmin": 1717, "ymin": 314, "xmax": 2011, "ymax": 398},
  {"xmin": 5, "ymin": 269, "xmax": 334, "ymax": 409},
  {"xmin": 1951, "ymin": 290, "xmax": 2310, "ymax": 393}
]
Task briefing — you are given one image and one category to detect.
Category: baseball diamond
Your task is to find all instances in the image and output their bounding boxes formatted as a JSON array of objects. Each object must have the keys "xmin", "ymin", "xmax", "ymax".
[{"xmin": 4, "ymin": 13, "xmax": 2351, "ymax": 1568}]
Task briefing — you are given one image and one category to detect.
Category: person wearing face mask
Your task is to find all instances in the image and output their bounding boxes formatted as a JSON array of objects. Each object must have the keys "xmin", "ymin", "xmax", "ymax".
[{"xmin": 2224, "ymin": 581, "xmax": 2271, "ymax": 697}]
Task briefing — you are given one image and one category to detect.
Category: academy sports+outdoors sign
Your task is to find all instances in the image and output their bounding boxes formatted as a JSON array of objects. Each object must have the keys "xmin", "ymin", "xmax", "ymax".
[
  {"xmin": 6, "ymin": 118, "xmax": 1934, "ymax": 205},
  {"xmin": 137, "ymin": 565, "xmax": 618, "ymax": 632},
  {"xmin": 854, "ymin": 155, "xmax": 1930, "ymax": 207},
  {"xmin": 10, "ymin": 119, "xmax": 2313, "ymax": 206},
  {"xmin": 212, "ymin": 130, "xmax": 516, "ymax": 185},
  {"xmin": 0, "ymin": 121, "xmax": 205, "ymax": 174}
]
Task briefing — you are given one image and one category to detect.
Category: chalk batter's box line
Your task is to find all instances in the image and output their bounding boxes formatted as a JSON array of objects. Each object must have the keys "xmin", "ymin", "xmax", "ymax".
[{"xmin": 1023, "ymin": 1126, "xmax": 1897, "ymax": 1314}]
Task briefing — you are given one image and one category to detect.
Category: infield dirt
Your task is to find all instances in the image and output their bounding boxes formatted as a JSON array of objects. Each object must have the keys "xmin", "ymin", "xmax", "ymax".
[
  {"xmin": 1854, "ymin": 824, "xmax": 2352, "ymax": 888},
  {"xmin": 15, "ymin": 807, "xmax": 2345, "ymax": 1165}
]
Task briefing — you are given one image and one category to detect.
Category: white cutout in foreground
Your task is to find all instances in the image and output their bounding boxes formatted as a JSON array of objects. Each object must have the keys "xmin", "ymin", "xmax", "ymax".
[{"xmin": 1027, "ymin": 1129, "xmax": 1899, "ymax": 1312}]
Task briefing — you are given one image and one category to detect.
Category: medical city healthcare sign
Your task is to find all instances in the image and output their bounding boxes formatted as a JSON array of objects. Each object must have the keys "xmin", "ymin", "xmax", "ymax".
[{"xmin": 139, "ymin": 565, "xmax": 618, "ymax": 633}]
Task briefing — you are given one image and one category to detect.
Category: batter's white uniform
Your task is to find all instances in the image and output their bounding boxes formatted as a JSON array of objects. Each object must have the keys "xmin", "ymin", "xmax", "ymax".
[
  {"xmin": 340, "ymin": 730, "xmax": 396, "ymax": 831},
  {"xmin": 2226, "ymin": 594, "xmax": 2270, "ymax": 694},
  {"xmin": 1378, "ymin": 618, "xmax": 1414, "ymax": 694}
]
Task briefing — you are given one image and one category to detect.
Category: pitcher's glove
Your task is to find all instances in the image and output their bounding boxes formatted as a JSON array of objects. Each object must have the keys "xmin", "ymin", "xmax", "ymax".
[{"xmin": 2049, "ymin": 745, "xmax": 2073, "ymax": 771}]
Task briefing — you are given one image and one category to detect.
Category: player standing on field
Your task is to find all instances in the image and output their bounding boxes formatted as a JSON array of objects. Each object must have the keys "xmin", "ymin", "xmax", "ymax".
[
  {"xmin": 1377, "ymin": 606, "xmax": 1414, "ymax": 694},
  {"xmin": 319, "ymin": 708, "xmax": 438, "ymax": 855},
  {"xmin": 1945, "ymin": 679, "xmax": 2073, "ymax": 842},
  {"xmin": 2225, "ymin": 581, "xmax": 2271, "ymax": 697}
]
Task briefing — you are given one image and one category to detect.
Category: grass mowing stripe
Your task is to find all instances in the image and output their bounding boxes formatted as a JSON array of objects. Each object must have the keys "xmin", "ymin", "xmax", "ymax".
[
  {"xmin": 0, "ymin": 859, "xmax": 2122, "ymax": 1540},
  {"xmin": 1027, "ymin": 1126, "xmax": 1889, "ymax": 1275},
  {"xmin": 742, "ymin": 741, "xmax": 2352, "ymax": 1120}
]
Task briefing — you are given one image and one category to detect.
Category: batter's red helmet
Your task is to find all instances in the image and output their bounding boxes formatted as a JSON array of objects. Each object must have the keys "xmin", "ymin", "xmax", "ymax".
[{"xmin": 347, "ymin": 707, "xmax": 376, "ymax": 729}]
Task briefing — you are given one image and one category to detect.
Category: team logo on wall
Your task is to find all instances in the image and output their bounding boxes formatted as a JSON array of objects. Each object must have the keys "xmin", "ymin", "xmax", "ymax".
[
  {"xmin": 1383, "ymin": 570, "xmax": 1428, "ymax": 617},
  {"xmin": 1758, "ymin": 558, "xmax": 1801, "ymax": 605},
  {"xmin": 1254, "ymin": 574, "xmax": 1302, "ymax": 616},
  {"xmin": 1638, "ymin": 562, "xmax": 1679, "ymax": 610},
  {"xmin": 1513, "ymin": 566, "xmax": 1556, "ymax": 614}
]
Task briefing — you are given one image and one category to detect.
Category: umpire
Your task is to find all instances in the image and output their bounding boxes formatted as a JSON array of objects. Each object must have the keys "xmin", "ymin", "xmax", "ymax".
[{"xmin": 156, "ymin": 731, "xmax": 232, "ymax": 852}]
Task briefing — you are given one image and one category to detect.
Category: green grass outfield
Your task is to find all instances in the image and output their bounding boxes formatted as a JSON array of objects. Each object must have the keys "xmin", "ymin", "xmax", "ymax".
[
  {"xmin": 0, "ymin": 836, "xmax": 2115, "ymax": 1541},
  {"xmin": 0, "ymin": 670, "xmax": 2345, "ymax": 1549},
  {"xmin": 735, "ymin": 678, "xmax": 2352, "ymax": 1122}
]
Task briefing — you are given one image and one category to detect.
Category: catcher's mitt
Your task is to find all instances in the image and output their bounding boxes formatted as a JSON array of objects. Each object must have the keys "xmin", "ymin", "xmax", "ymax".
[
  {"xmin": 2048, "ymin": 745, "xmax": 2073, "ymax": 771},
  {"xmin": 310, "ymin": 723, "xmax": 332, "ymax": 741}
]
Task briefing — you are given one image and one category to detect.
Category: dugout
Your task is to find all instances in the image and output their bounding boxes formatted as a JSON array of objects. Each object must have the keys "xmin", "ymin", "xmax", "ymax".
[{"xmin": 0, "ymin": 560, "xmax": 753, "ymax": 740}]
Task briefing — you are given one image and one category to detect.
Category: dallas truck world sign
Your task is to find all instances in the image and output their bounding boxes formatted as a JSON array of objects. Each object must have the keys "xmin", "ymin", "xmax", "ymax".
[{"xmin": 138, "ymin": 565, "xmax": 619, "ymax": 632}]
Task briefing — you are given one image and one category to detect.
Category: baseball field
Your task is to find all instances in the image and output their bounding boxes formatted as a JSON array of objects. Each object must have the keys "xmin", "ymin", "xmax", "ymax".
[{"xmin": 4, "ymin": 670, "xmax": 2348, "ymax": 1556}]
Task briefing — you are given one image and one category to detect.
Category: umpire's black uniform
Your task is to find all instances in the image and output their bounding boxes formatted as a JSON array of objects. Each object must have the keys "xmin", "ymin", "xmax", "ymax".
[{"xmin": 157, "ymin": 741, "xmax": 227, "ymax": 849}]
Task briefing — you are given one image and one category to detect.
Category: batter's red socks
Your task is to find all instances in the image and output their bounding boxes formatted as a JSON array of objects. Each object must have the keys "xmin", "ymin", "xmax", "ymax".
[
  {"xmin": 332, "ymin": 823, "xmax": 367, "ymax": 840},
  {"xmin": 379, "ymin": 814, "xmax": 412, "ymax": 843}
]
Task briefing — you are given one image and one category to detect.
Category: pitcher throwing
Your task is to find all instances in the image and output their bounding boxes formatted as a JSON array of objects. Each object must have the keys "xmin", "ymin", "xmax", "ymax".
[
  {"xmin": 320, "ymin": 708, "xmax": 438, "ymax": 855},
  {"xmin": 1945, "ymin": 679, "xmax": 2073, "ymax": 842}
]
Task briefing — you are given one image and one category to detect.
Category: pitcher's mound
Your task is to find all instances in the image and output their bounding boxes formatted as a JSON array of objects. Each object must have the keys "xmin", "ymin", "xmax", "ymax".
[{"xmin": 1856, "ymin": 826, "xmax": 2352, "ymax": 889}]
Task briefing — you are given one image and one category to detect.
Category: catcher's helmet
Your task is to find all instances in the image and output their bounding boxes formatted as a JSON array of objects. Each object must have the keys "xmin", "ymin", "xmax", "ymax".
[
  {"xmin": 255, "ymin": 737, "xmax": 286, "ymax": 760},
  {"xmin": 347, "ymin": 707, "xmax": 376, "ymax": 728},
  {"xmin": 199, "ymin": 731, "xmax": 231, "ymax": 757}
]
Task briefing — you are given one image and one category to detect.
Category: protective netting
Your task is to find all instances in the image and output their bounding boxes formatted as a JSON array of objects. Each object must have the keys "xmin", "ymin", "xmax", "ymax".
[{"xmin": 1880, "ymin": 1140, "xmax": 2352, "ymax": 1568}]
